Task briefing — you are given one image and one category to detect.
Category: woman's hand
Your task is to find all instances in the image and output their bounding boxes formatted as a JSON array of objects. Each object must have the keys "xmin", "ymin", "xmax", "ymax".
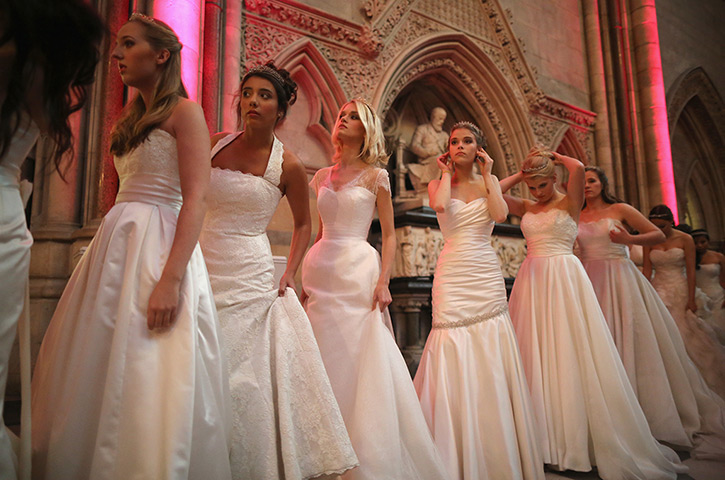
[
  {"xmin": 147, "ymin": 277, "xmax": 181, "ymax": 330},
  {"xmin": 476, "ymin": 148, "xmax": 493, "ymax": 176},
  {"xmin": 436, "ymin": 153, "xmax": 453, "ymax": 174},
  {"xmin": 372, "ymin": 282, "xmax": 393, "ymax": 312},
  {"xmin": 278, "ymin": 272, "xmax": 296, "ymax": 296},
  {"xmin": 609, "ymin": 224, "xmax": 633, "ymax": 245},
  {"xmin": 687, "ymin": 298, "xmax": 698, "ymax": 314}
]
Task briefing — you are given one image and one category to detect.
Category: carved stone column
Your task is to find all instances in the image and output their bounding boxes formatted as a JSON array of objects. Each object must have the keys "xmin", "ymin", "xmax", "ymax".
[
  {"xmin": 202, "ymin": 0, "xmax": 224, "ymax": 132},
  {"xmin": 389, "ymin": 278, "xmax": 432, "ymax": 376}
]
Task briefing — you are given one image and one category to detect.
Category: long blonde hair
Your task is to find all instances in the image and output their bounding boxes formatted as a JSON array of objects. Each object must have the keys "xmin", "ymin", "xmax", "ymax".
[
  {"xmin": 110, "ymin": 15, "xmax": 187, "ymax": 156},
  {"xmin": 521, "ymin": 145, "xmax": 556, "ymax": 179},
  {"xmin": 333, "ymin": 99, "xmax": 388, "ymax": 166}
]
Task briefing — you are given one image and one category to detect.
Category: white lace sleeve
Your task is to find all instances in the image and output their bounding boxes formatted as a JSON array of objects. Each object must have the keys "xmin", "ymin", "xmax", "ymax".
[
  {"xmin": 310, "ymin": 168, "xmax": 327, "ymax": 195},
  {"xmin": 373, "ymin": 168, "xmax": 391, "ymax": 195}
]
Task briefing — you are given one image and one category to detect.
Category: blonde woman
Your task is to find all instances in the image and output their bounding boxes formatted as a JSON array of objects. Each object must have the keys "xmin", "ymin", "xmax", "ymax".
[
  {"xmin": 31, "ymin": 15, "xmax": 231, "ymax": 479},
  {"xmin": 301, "ymin": 100, "xmax": 448, "ymax": 479},
  {"xmin": 500, "ymin": 148, "xmax": 685, "ymax": 479}
]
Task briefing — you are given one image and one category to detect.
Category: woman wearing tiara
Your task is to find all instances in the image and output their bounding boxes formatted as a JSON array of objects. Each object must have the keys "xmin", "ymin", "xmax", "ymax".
[
  {"xmin": 579, "ymin": 166, "xmax": 725, "ymax": 459},
  {"xmin": 500, "ymin": 148, "xmax": 685, "ymax": 479},
  {"xmin": 645, "ymin": 205, "xmax": 725, "ymax": 400},
  {"xmin": 32, "ymin": 15, "xmax": 231, "ymax": 479},
  {"xmin": 301, "ymin": 99, "xmax": 448, "ymax": 480},
  {"xmin": 413, "ymin": 121, "xmax": 543, "ymax": 480},
  {"xmin": 692, "ymin": 228, "xmax": 725, "ymax": 342},
  {"xmin": 199, "ymin": 62, "xmax": 358, "ymax": 480}
]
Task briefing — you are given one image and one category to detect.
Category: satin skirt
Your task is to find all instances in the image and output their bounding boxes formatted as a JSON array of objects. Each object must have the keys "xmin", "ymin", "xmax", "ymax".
[
  {"xmin": 0, "ymin": 185, "xmax": 31, "ymax": 480},
  {"xmin": 584, "ymin": 256, "xmax": 725, "ymax": 458},
  {"xmin": 302, "ymin": 237, "xmax": 449, "ymax": 480},
  {"xmin": 31, "ymin": 201, "xmax": 232, "ymax": 480},
  {"xmin": 510, "ymin": 253, "xmax": 686, "ymax": 480}
]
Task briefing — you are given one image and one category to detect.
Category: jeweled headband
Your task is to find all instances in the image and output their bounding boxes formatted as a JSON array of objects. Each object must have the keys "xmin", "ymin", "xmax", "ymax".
[
  {"xmin": 648, "ymin": 212, "xmax": 672, "ymax": 219},
  {"xmin": 243, "ymin": 65, "xmax": 285, "ymax": 89},
  {"xmin": 521, "ymin": 161, "xmax": 549, "ymax": 174}
]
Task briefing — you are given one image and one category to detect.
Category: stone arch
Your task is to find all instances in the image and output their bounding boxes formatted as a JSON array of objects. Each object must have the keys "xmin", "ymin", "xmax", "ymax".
[
  {"xmin": 553, "ymin": 128, "xmax": 588, "ymax": 164},
  {"xmin": 667, "ymin": 68, "xmax": 725, "ymax": 239},
  {"xmin": 373, "ymin": 33, "xmax": 536, "ymax": 177},
  {"xmin": 273, "ymin": 39, "xmax": 348, "ymax": 171}
]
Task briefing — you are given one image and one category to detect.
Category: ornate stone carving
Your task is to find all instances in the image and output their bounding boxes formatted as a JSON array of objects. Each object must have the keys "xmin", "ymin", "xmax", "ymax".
[
  {"xmin": 373, "ymin": 0, "xmax": 418, "ymax": 39},
  {"xmin": 416, "ymin": 0, "xmax": 496, "ymax": 43},
  {"xmin": 394, "ymin": 225, "xmax": 443, "ymax": 278},
  {"xmin": 245, "ymin": 0, "xmax": 361, "ymax": 48},
  {"xmin": 245, "ymin": 21, "xmax": 302, "ymax": 68},
  {"xmin": 530, "ymin": 115, "xmax": 568, "ymax": 148},
  {"xmin": 379, "ymin": 12, "xmax": 443, "ymax": 67},
  {"xmin": 358, "ymin": 24, "xmax": 383, "ymax": 58},
  {"xmin": 315, "ymin": 42, "xmax": 380, "ymax": 99},
  {"xmin": 490, "ymin": 235, "xmax": 527, "ymax": 278}
]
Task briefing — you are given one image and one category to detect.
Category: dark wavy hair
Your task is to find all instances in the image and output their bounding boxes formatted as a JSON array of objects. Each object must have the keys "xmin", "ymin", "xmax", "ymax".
[
  {"xmin": 235, "ymin": 61, "xmax": 298, "ymax": 129},
  {"xmin": 648, "ymin": 204, "xmax": 674, "ymax": 223},
  {"xmin": 0, "ymin": 0, "xmax": 104, "ymax": 173},
  {"xmin": 584, "ymin": 166, "xmax": 621, "ymax": 205}
]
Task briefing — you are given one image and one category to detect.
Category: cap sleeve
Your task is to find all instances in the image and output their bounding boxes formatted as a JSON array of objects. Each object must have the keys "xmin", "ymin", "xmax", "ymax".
[
  {"xmin": 374, "ymin": 168, "xmax": 391, "ymax": 195},
  {"xmin": 309, "ymin": 167, "xmax": 329, "ymax": 196}
]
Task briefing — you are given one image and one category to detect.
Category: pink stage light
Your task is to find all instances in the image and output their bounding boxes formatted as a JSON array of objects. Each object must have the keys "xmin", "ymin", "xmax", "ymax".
[{"xmin": 152, "ymin": 0, "xmax": 201, "ymax": 101}]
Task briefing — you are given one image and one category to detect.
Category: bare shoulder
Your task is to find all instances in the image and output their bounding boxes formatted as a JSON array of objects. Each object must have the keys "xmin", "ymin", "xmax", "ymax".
[
  {"xmin": 211, "ymin": 131, "xmax": 232, "ymax": 149},
  {"xmin": 166, "ymin": 98, "xmax": 205, "ymax": 134},
  {"xmin": 281, "ymin": 148, "xmax": 305, "ymax": 173}
]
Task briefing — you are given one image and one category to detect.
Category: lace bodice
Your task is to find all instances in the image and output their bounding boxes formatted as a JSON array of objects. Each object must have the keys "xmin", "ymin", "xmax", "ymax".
[
  {"xmin": 203, "ymin": 133, "xmax": 284, "ymax": 236},
  {"xmin": 577, "ymin": 218, "xmax": 629, "ymax": 261},
  {"xmin": 0, "ymin": 114, "xmax": 39, "ymax": 188},
  {"xmin": 311, "ymin": 166, "xmax": 389, "ymax": 241},
  {"xmin": 114, "ymin": 129, "xmax": 181, "ymax": 209},
  {"xmin": 521, "ymin": 208, "xmax": 578, "ymax": 257}
]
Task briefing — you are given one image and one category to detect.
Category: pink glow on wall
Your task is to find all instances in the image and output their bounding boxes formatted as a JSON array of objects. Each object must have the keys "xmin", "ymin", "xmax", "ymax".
[{"xmin": 152, "ymin": 0, "xmax": 202, "ymax": 101}]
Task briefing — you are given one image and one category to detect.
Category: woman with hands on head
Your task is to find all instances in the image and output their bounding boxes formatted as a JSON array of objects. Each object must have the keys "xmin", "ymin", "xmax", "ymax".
[
  {"xmin": 414, "ymin": 121, "xmax": 544, "ymax": 480},
  {"xmin": 578, "ymin": 167, "xmax": 725, "ymax": 458},
  {"xmin": 301, "ymin": 99, "xmax": 448, "ymax": 480},
  {"xmin": 499, "ymin": 148, "xmax": 686, "ymax": 479},
  {"xmin": 198, "ymin": 61, "xmax": 358, "ymax": 480},
  {"xmin": 31, "ymin": 14, "xmax": 232, "ymax": 480},
  {"xmin": 645, "ymin": 205, "xmax": 725, "ymax": 400}
]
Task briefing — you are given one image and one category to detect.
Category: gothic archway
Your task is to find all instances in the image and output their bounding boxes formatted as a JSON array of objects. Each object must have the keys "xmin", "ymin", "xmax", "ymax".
[{"xmin": 667, "ymin": 68, "xmax": 725, "ymax": 239}]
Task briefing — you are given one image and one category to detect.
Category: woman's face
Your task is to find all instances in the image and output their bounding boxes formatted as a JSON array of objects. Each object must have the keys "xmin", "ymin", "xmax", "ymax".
[
  {"xmin": 448, "ymin": 128, "xmax": 477, "ymax": 165},
  {"xmin": 332, "ymin": 102, "xmax": 366, "ymax": 145},
  {"xmin": 584, "ymin": 171, "xmax": 603, "ymax": 200},
  {"xmin": 694, "ymin": 235, "xmax": 710, "ymax": 253},
  {"xmin": 112, "ymin": 22, "xmax": 163, "ymax": 88},
  {"xmin": 239, "ymin": 76, "xmax": 280, "ymax": 128},
  {"xmin": 650, "ymin": 218, "xmax": 673, "ymax": 235},
  {"xmin": 524, "ymin": 175, "xmax": 557, "ymax": 203}
]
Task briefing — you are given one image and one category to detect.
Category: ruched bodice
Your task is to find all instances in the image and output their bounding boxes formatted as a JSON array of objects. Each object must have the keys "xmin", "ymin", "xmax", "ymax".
[
  {"xmin": 577, "ymin": 218, "xmax": 629, "ymax": 261},
  {"xmin": 318, "ymin": 187, "xmax": 376, "ymax": 241},
  {"xmin": 650, "ymin": 248, "xmax": 686, "ymax": 285},
  {"xmin": 521, "ymin": 208, "xmax": 578, "ymax": 256},
  {"xmin": 114, "ymin": 129, "xmax": 182, "ymax": 210},
  {"xmin": 0, "ymin": 115, "xmax": 39, "ymax": 188},
  {"xmin": 433, "ymin": 197, "xmax": 507, "ymax": 326},
  {"xmin": 203, "ymin": 133, "xmax": 283, "ymax": 237}
]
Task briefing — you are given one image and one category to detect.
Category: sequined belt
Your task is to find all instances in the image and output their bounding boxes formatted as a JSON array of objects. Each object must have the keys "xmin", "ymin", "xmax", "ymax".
[{"xmin": 432, "ymin": 304, "xmax": 509, "ymax": 329}]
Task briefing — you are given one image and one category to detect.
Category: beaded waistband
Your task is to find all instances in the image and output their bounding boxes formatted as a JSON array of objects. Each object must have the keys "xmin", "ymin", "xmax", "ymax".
[{"xmin": 432, "ymin": 304, "xmax": 509, "ymax": 329}]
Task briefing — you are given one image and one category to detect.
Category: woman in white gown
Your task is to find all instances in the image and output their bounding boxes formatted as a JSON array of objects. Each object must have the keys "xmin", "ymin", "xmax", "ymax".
[
  {"xmin": 413, "ymin": 121, "xmax": 543, "ymax": 480},
  {"xmin": 692, "ymin": 229, "xmax": 725, "ymax": 342},
  {"xmin": 301, "ymin": 99, "xmax": 448, "ymax": 480},
  {"xmin": 579, "ymin": 167, "xmax": 725, "ymax": 458},
  {"xmin": 31, "ymin": 16, "xmax": 231, "ymax": 479},
  {"xmin": 0, "ymin": 3, "xmax": 102, "ymax": 478},
  {"xmin": 199, "ymin": 63, "xmax": 357, "ymax": 480},
  {"xmin": 500, "ymin": 148, "xmax": 685, "ymax": 479},
  {"xmin": 644, "ymin": 205, "xmax": 725, "ymax": 400}
]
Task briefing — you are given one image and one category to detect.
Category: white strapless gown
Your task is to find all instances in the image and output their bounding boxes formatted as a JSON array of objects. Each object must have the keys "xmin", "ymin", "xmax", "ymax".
[
  {"xmin": 414, "ymin": 197, "xmax": 543, "ymax": 480},
  {"xmin": 302, "ymin": 166, "xmax": 448, "ymax": 480},
  {"xmin": 650, "ymin": 248, "xmax": 725, "ymax": 400},
  {"xmin": 510, "ymin": 208, "xmax": 685, "ymax": 480},
  {"xmin": 697, "ymin": 263, "xmax": 725, "ymax": 343},
  {"xmin": 0, "ymin": 115, "xmax": 39, "ymax": 480},
  {"xmin": 579, "ymin": 218, "xmax": 725, "ymax": 458},
  {"xmin": 199, "ymin": 133, "xmax": 357, "ymax": 480},
  {"xmin": 31, "ymin": 130, "xmax": 232, "ymax": 480}
]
